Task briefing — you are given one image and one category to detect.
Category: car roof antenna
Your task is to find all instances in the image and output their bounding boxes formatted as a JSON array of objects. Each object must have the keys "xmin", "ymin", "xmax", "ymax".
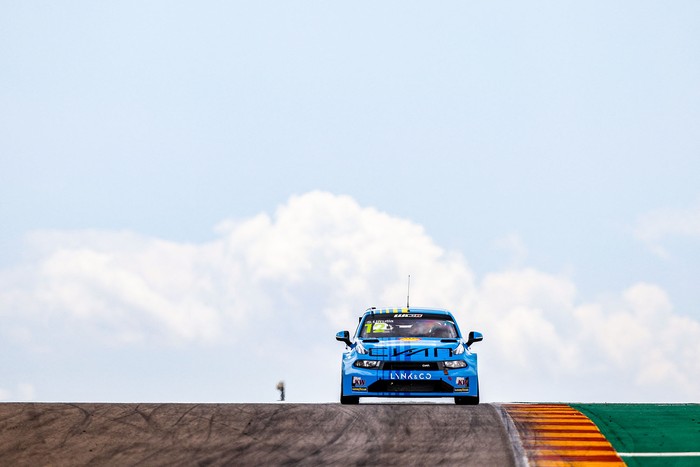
[{"xmin": 406, "ymin": 275, "xmax": 411, "ymax": 309}]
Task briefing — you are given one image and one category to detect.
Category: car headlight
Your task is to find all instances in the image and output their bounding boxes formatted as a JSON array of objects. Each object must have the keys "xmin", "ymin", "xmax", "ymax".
[
  {"xmin": 354, "ymin": 360, "xmax": 382, "ymax": 369},
  {"xmin": 443, "ymin": 360, "xmax": 467, "ymax": 369}
]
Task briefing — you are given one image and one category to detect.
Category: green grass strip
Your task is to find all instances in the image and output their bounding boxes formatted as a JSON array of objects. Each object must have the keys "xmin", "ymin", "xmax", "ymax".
[{"xmin": 572, "ymin": 404, "xmax": 700, "ymax": 467}]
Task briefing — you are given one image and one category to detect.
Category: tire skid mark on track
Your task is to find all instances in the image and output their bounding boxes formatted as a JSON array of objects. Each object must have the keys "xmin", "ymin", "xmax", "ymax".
[
  {"xmin": 60, "ymin": 404, "xmax": 93, "ymax": 449},
  {"xmin": 172, "ymin": 403, "xmax": 200, "ymax": 427},
  {"xmin": 503, "ymin": 404, "xmax": 625, "ymax": 467}
]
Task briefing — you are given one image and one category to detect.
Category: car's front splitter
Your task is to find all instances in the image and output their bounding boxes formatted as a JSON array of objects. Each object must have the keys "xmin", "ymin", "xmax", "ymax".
[{"xmin": 343, "ymin": 370, "xmax": 478, "ymax": 398}]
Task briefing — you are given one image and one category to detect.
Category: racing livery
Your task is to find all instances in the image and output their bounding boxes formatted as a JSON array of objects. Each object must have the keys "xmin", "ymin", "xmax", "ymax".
[{"xmin": 336, "ymin": 307, "xmax": 483, "ymax": 405}]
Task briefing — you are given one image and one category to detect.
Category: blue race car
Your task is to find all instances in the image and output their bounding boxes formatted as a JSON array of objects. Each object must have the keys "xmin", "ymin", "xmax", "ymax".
[{"xmin": 336, "ymin": 307, "xmax": 483, "ymax": 405}]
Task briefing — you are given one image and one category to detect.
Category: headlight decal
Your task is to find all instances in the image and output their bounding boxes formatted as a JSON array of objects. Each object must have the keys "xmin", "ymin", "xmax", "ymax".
[
  {"xmin": 443, "ymin": 360, "xmax": 468, "ymax": 369},
  {"xmin": 354, "ymin": 359, "xmax": 382, "ymax": 369}
]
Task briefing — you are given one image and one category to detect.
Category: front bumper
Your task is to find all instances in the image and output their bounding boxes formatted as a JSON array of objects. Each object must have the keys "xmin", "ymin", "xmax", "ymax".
[{"xmin": 341, "ymin": 363, "xmax": 478, "ymax": 398}]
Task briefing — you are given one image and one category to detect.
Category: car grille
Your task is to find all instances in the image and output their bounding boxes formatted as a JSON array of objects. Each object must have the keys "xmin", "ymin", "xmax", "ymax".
[
  {"xmin": 382, "ymin": 361, "xmax": 440, "ymax": 371},
  {"xmin": 368, "ymin": 380, "xmax": 454, "ymax": 393}
]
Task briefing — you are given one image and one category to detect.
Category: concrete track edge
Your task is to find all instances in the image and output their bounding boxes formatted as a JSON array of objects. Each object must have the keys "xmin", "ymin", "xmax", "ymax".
[{"xmin": 495, "ymin": 404, "xmax": 529, "ymax": 467}]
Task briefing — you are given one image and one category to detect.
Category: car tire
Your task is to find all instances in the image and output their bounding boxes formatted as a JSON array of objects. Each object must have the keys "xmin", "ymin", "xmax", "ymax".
[
  {"xmin": 455, "ymin": 381, "xmax": 479, "ymax": 405},
  {"xmin": 454, "ymin": 395, "xmax": 479, "ymax": 405},
  {"xmin": 340, "ymin": 394, "xmax": 360, "ymax": 404},
  {"xmin": 340, "ymin": 378, "xmax": 360, "ymax": 404}
]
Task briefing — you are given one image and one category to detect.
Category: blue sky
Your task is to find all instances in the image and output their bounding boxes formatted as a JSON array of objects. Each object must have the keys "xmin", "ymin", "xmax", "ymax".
[{"xmin": 1, "ymin": 1, "xmax": 699, "ymax": 403}]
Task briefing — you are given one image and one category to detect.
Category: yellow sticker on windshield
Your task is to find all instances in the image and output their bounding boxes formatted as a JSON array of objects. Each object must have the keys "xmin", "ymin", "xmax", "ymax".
[{"xmin": 377, "ymin": 307, "xmax": 409, "ymax": 314}]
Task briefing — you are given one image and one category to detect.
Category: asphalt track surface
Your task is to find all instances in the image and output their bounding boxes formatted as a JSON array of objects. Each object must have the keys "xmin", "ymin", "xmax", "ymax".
[{"xmin": 0, "ymin": 403, "xmax": 516, "ymax": 466}]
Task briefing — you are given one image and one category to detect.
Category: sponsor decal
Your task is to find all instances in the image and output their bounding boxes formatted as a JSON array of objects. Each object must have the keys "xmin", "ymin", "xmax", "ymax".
[
  {"xmin": 389, "ymin": 372, "xmax": 433, "ymax": 380},
  {"xmin": 454, "ymin": 377, "xmax": 469, "ymax": 391},
  {"xmin": 352, "ymin": 387, "xmax": 368, "ymax": 392},
  {"xmin": 369, "ymin": 347, "xmax": 454, "ymax": 357},
  {"xmin": 352, "ymin": 376, "xmax": 366, "ymax": 387},
  {"xmin": 394, "ymin": 314, "xmax": 423, "ymax": 318},
  {"xmin": 399, "ymin": 337, "xmax": 421, "ymax": 341}
]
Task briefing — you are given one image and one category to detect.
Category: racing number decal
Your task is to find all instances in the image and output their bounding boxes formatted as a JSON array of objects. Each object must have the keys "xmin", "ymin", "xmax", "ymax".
[
  {"xmin": 373, "ymin": 322, "xmax": 390, "ymax": 333},
  {"xmin": 365, "ymin": 322, "xmax": 391, "ymax": 334}
]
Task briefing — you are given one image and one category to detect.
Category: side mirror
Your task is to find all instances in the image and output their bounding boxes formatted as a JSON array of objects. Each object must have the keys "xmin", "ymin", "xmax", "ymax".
[
  {"xmin": 467, "ymin": 331, "xmax": 483, "ymax": 347},
  {"xmin": 336, "ymin": 330, "xmax": 352, "ymax": 347}
]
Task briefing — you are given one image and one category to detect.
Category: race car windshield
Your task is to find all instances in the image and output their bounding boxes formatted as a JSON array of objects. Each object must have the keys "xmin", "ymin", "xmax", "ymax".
[{"xmin": 359, "ymin": 314, "xmax": 458, "ymax": 338}]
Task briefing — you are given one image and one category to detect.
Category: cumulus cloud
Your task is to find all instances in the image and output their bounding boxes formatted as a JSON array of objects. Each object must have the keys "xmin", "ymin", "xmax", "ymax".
[
  {"xmin": 573, "ymin": 284, "xmax": 700, "ymax": 395},
  {"xmin": 635, "ymin": 200, "xmax": 700, "ymax": 258},
  {"xmin": 0, "ymin": 384, "xmax": 36, "ymax": 402},
  {"xmin": 1, "ymin": 191, "xmax": 699, "ymax": 402}
]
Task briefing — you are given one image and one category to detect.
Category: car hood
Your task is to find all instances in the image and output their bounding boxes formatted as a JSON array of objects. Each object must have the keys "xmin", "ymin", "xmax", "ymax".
[{"xmin": 357, "ymin": 338, "xmax": 465, "ymax": 361}]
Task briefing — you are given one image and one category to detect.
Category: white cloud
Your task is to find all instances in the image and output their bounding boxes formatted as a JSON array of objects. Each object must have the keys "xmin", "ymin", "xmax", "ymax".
[
  {"xmin": 17, "ymin": 383, "xmax": 36, "ymax": 401},
  {"xmin": 635, "ymin": 200, "xmax": 700, "ymax": 258},
  {"xmin": 1, "ymin": 191, "xmax": 699, "ymax": 402},
  {"xmin": 573, "ymin": 283, "xmax": 700, "ymax": 396},
  {"xmin": 0, "ymin": 384, "xmax": 36, "ymax": 402}
]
